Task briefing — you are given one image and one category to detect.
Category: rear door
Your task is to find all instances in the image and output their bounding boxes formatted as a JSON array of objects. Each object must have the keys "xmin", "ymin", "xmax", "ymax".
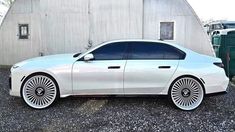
[{"xmin": 124, "ymin": 42, "xmax": 185, "ymax": 94}]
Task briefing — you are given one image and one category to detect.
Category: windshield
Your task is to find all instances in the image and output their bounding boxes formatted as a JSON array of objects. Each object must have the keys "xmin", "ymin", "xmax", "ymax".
[
  {"xmin": 73, "ymin": 53, "xmax": 81, "ymax": 58},
  {"xmin": 73, "ymin": 43, "xmax": 102, "ymax": 58},
  {"xmin": 223, "ymin": 23, "xmax": 235, "ymax": 29}
]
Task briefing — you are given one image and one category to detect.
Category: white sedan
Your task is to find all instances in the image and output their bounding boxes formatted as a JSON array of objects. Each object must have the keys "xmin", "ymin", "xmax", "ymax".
[{"xmin": 9, "ymin": 40, "xmax": 229, "ymax": 110}]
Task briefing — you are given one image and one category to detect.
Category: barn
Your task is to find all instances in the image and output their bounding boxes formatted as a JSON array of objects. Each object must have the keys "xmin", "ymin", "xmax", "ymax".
[
  {"xmin": 0, "ymin": 0, "xmax": 214, "ymax": 66},
  {"xmin": 0, "ymin": 0, "xmax": 8, "ymax": 25}
]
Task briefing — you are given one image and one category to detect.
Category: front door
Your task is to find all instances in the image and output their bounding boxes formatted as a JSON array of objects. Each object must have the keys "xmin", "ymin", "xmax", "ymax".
[{"xmin": 72, "ymin": 42, "xmax": 128, "ymax": 95}]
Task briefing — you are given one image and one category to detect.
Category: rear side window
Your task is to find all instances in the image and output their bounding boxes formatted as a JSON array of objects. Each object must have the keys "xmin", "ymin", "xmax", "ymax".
[
  {"xmin": 128, "ymin": 42, "xmax": 185, "ymax": 60},
  {"xmin": 128, "ymin": 42, "xmax": 164, "ymax": 59},
  {"xmin": 91, "ymin": 42, "xmax": 128, "ymax": 60},
  {"xmin": 164, "ymin": 45, "xmax": 186, "ymax": 60}
]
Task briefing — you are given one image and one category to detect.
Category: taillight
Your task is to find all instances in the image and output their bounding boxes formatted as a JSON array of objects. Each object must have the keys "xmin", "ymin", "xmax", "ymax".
[{"xmin": 214, "ymin": 62, "xmax": 224, "ymax": 68}]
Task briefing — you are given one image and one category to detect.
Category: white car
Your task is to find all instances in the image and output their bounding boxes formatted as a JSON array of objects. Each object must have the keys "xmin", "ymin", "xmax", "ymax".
[{"xmin": 9, "ymin": 40, "xmax": 229, "ymax": 110}]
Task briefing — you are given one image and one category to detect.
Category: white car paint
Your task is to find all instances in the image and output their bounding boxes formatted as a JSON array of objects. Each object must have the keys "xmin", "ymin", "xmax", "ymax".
[
  {"xmin": 73, "ymin": 60, "xmax": 126, "ymax": 95},
  {"xmin": 124, "ymin": 60, "xmax": 179, "ymax": 94},
  {"xmin": 10, "ymin": 54, "xmax": 76, "ymax": 98},
  {"xmin": 10, "ymin": 40, "xmax": 229, "ymax": 100}
]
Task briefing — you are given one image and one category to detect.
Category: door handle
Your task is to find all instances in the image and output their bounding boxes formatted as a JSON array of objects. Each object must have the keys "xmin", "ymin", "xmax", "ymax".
[
  {"xmin": 108, "ymin": 66, "xmax": 121, "ymax": 69},
  {"xmin": 158, "ymin": 66, "xmax": 171, "ymax": 69}
]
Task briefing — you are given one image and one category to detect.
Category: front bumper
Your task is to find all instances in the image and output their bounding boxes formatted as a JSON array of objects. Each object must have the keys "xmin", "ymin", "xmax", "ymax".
[{"xmin": 9, "ymin": 72, "xmax": 22, "ymax": 97}]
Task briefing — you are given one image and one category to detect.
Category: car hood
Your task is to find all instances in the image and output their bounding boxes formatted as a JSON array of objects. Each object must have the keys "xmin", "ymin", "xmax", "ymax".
[
  {"xmin": 13, "ymin": 53, "xmax": 77, "ymax": 68},
  {"xmin": 29, "ymin": 54, "xmax": 75, "ymax": 61}
]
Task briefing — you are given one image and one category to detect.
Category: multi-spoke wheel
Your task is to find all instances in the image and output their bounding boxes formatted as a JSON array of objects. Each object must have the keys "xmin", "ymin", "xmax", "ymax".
[
  {"xmin": 21, "ymin": 74, "xmax": 58, "ymax": 109},
  {"xmin": 170, "ymin": 77, "xmax": 204, "ymax": 111}
]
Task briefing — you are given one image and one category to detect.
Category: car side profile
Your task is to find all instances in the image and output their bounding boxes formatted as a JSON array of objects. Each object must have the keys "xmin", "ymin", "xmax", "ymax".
[{"xmin": 9, "ymin": 40, "xmax": 229, "ymax": 110}]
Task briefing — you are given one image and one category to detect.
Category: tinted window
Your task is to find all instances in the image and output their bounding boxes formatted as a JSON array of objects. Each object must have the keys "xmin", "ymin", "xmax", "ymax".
[
  {"xmin": 128, "ymin": 42, "xmax": 185, "ymax": 60},
  {"xmin": 223, "ymin": 23, "xmax": 235, "ymax": 29},
  {"xmin": 91, "ymin": 42, "xmax": 128, "ymax": 60},
  {"xmin": 164, "ymin": 45, "xmax": 186, "ymax": 59},
  {"xmin": 128, "ymin": 42, "xmax": 164, "ymax": 59}
]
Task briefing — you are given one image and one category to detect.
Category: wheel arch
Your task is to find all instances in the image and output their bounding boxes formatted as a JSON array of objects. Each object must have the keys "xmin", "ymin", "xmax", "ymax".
[
  {"xmin": 20, "ymin": 72, "xmax": 60, "ymax": 98},
  {"xmin": 168, "ymin": 75, "xmax": 205, "ymax": 95}
]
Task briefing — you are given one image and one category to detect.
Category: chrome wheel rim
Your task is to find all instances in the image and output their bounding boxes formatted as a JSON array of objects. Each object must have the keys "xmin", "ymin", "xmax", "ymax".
[
  {"xmin": 171, "ymin": 77, "xmax": 204, "ymax": 110},
  {"xmin": 22, "ymin": 75, "xmax": 57, "ymax": 109}
]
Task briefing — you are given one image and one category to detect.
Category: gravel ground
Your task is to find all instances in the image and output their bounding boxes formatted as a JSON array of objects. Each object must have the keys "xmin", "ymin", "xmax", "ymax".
[{"xmin": 0, "ymin": 68, "xmax": 235, "ymax": 132}]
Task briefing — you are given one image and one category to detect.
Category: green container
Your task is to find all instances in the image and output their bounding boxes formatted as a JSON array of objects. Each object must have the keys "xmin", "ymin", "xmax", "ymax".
[{"xmin": 212, "ymin": 30, "xmax": 235, "ymax": 79}]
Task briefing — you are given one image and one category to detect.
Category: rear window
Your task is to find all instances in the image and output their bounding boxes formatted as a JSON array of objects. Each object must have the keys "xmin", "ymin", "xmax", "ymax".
[{"xmin": 128, "ymin": 42, "xmax": 186, "ymax": 60}]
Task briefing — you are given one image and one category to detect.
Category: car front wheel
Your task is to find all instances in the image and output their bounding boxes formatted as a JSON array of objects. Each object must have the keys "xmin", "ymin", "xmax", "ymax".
[
  {"xmin": 170, "ymin": 77, "xmax": 204, "ymax": 111},
  {"xmin": 21, "ymin": 74, "xmax": 58, "ymax": 109}
]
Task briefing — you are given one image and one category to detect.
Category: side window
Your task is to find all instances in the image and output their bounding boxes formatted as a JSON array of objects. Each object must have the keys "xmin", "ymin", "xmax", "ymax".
[
  {"xmin": 214, "ymin": 24, "xmax": 222, "ymax": 30},
  {"xmin": 128, "ymin": 42, "xmax": 164, "ymax": 59},
  {"xmin": 91, "ymin": 42, "xmax": 128, "ymax": 60},
  {"xmin": 163, "ymin": 45, "xmax": 186, "ymax": 60},
  {"xmin": 128, "ymin": 42, "xmax": 185, "ymax": 60},
  {"xmin": 212, "ymin": 24, "xmax": 216, "ymax": 30}
]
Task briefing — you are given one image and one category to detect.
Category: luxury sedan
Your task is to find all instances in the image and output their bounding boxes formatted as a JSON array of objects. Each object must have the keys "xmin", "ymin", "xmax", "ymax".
[{"xmin": 9, "ymin": 40, "xmax": 229, "ymax": 110}]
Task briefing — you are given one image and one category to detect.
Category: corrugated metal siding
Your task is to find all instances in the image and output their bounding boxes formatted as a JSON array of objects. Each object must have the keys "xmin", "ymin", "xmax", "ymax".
[
  {"xmin": 0, "ymin": 0, "xmax": 214, "ymax": 65},
  {"xmin": 40, "ymin": 0, "xmax": 90, "ymax": 55},
  {"xmin": 90, "ymin": 0, "xmax": 143, "ymax": 44},
  {"xmin": 143, "ymin": 0, "xmax": 213, "ymax": 55},
  {"xmin": 11, "ymin": 0, "xmax": 32, "ymax": 14}
]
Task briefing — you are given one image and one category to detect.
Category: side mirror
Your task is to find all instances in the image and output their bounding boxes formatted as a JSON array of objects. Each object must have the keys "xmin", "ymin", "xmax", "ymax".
[{"xmin": 84, "ymin": 53, "xmax": 94, "ymax": 61}]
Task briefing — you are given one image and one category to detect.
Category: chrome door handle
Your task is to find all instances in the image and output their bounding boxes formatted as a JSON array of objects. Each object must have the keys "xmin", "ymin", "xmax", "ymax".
[
  {"xmin": 158, "ymin": 66, "xmax": 171, "ymax": 69},
  {"xmin": 108, "ymin": 66, "xmax": 121, "ymax": 69}
]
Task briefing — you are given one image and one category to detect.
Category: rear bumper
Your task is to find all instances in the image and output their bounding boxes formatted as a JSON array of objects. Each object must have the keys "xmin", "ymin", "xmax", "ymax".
[
  {"xmin": 206, "ymin": 91, "xmax": 227, "ymax": 97},
  {"xmin": 205, "ymin": 77, "xmax": 229, "ymax": 94}
]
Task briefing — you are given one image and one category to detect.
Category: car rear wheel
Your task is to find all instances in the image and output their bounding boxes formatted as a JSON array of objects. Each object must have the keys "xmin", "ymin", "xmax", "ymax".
[
  {"xmin": 170, "ymin": 77, "xmax": 204, "ymax": 111},
  {"xmin": 21, "ymin": 74, "xmax": 58, "ymax": 109}
]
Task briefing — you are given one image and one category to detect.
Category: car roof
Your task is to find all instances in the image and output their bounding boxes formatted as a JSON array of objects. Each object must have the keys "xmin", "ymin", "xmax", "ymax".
[
  {"xmin": 102, "ymin": 39, "xmax": 185, "ymax": 50},
  {"xmin": 209, "ymin": 21, "xmax": 235, "ymax": 25},
  {"xmin": 214, "ymin": 29, "xmax": 235, "ymax": 35},
  {"xmin": 81, "ymin": 39, "xmax": 195, "ymax": 58}
]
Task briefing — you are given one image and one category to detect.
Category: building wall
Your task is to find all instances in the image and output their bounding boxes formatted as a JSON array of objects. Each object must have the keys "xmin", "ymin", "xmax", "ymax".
[
  {"xmin": 0, "ymin": 0, "xmax": 214, "ymax": 65},
  {"xmin": 0, "ymin": 0, "xmax": 8, "ymax": 25},
  {"xmin": 143, "ymin": 0, "xmax": 213, "ymax": 55}
]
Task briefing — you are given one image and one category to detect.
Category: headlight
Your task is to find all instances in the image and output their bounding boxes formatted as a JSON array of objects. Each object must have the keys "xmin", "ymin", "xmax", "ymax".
[
  {"xmin": 11, "ymin": 65, "xmax": 21, "ymax": 72},
  {"xmin": 11, "ymin": 65, "xmax": 19, "ymax": 72},
  {"xmin": 11, "ymin": 61, "xmax": 28, "ymax": 71},
  {"xmin": 12, "ymin": 65, "xmax": 19, "ymax": 69}
]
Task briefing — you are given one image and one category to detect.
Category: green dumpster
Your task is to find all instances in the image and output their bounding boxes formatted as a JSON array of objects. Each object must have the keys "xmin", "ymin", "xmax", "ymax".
[
  {"xmin": 212, "ymin": 29, "xmax": 235, "ymax": 79},
  {"xmin": 229, "ymin": 47, "xmax": 235, "ymax": 78}
]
